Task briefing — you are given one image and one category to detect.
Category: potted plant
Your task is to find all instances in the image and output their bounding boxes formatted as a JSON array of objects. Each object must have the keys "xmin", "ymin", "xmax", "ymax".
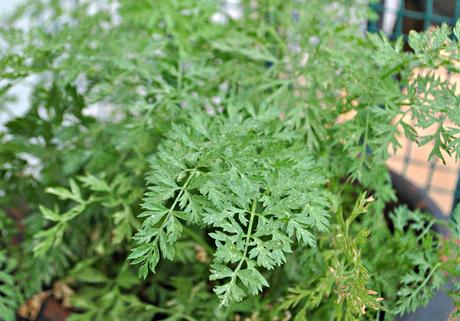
[{"xmin": 0, "ymin": 1, "xmax": 459, "ymax": 320}]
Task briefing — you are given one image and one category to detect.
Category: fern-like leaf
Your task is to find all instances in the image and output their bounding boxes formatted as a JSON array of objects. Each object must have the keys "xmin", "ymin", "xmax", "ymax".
[{"xmin": 130, "ymin": 107, "xmax": 332, "ymax": 304}]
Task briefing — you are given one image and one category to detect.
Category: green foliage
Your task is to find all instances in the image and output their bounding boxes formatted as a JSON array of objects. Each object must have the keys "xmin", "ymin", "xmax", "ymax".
[
  {"xmin": 281, "ymin": 193, "xmax": 381, "ymax": 321},
  {"xmin": 0, "ymin": 252, "xmax": 20, "ymax": 321},
  {"xmin": 447, "ymin": 205, "xmax": 460, "ymax": 320},
  {"xmin": 390, "ymin": 207, "xmax": 444, "ymax": 315},
  {"xmin": 130, "ymin": 107, "xmax": 331, "ymax": 304},
  {"xmin": 0, "ymin": 0, "xmax": 459, "ymax": 320}
]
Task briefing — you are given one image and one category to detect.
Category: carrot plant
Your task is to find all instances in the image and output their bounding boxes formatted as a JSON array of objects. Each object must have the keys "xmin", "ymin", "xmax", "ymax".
[{"xmin": 0, "ymin": 1, "xmax": 459, "ymax": 320}]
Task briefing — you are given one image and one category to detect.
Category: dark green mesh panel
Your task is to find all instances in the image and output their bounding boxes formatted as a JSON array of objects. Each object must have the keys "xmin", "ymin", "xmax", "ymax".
[{"xmin": 369, "ymin": 0, "xmax": 460, "ymax": 40}]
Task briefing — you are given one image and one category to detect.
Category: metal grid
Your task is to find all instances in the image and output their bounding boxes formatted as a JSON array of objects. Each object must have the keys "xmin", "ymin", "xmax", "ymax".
[
  {"xmin": 368, "ymin": 0, "xmax": 460, "ymax": 215},
  {"xmin": 369, "ymin": 0, "xmax": 460, "ymax": 39}
]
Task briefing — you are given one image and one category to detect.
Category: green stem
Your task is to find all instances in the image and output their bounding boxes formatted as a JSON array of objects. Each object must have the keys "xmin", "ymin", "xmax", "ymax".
[
  {"xmin": 153, "ymin": 169, "xmax": 197, "ymax": 243},
  {"xmin": 416, "ymin": 220, "xmax": 436, "ymax": 242},
  {"xmin": 166, "ymin": 169, "xmax": 196, "ymax": 218},
  {"xmin": 380, "ymin": 61, "xmax": 405, "ymax": 79},
  {"xmin": 231, "ymin": 200, "xmax": 257, "ymax": 281},
  {"xmin": 409, "ymin": 262, "xmax": 442, "ymax": 301}
]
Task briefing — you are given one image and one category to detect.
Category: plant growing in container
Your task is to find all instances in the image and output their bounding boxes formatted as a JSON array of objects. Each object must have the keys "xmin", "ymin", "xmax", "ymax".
[{"xmin": 0, "ymin": 1, "xmax": 459, "ymax": 321}]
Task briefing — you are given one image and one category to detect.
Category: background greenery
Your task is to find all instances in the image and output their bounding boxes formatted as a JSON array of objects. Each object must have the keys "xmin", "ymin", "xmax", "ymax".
[{"xmin": 0, "ymin": 1, "xmax": 459, "ymax": 320}]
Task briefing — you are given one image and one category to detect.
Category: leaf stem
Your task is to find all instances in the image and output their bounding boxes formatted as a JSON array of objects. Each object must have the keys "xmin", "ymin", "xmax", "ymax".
[
  {"xmin": 407, "ymin": 262, "xmax": 442, "ymax": 304},
  {"xmin": 153, "ymin": 169, "xmax": 197, "ymax": 243},
  {"xmin": 166, "ymin": 169, "xmax": 196, "ymax": 219},
  {"xmin": 416, "ymin": 220, "xmax": 436, "ymax": 242},
  {"xmin": 231, "ymin": 200, "xmax": 257, "ymax": 281}
]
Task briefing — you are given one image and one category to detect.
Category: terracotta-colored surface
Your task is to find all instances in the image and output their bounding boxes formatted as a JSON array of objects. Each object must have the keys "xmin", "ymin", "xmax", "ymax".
[
  {"xmin": 387, "ymin": 145, "xmax": 458, "ymax": 216},
  {"xmin": 42, "ymin": 298, "xmax": 70, "ymax": 321},
  {"xmin": 387, "ymin": 66, "xmax": 459, "ymax": 216}
]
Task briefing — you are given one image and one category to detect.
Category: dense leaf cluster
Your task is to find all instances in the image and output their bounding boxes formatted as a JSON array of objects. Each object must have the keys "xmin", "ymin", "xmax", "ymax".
[
  {"xmin": 130, "ymin": 107, "xmax": 331, "ymax": 304},
  {"xmin": 0, "ymin": 0, "xmax": 459, "ymax": 320}
]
